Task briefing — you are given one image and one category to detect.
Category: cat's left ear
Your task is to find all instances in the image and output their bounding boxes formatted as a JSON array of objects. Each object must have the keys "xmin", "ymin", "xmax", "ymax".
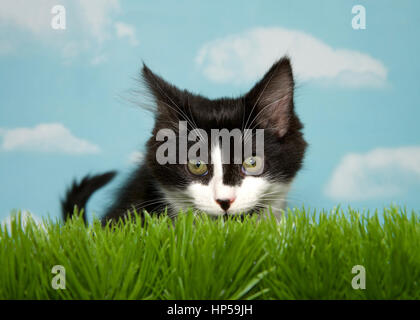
[{"xmin": 245, "ymin": 57, "xmax": 295, "ymax": 138}]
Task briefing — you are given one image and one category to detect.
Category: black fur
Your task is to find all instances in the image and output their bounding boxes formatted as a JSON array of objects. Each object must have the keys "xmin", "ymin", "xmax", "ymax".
[
  {"xmin": 61, "ymin": 171, "xmax": 117, "ymax": 223},
  {"xmin": 61, "ymin": 57, "xmax": 307, "ymax": 224}
]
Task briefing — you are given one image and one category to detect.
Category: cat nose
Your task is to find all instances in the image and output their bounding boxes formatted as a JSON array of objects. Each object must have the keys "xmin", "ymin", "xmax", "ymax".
[{"xmin": 215, "ymin": 198, "xmax": 235, "ymax": 211}]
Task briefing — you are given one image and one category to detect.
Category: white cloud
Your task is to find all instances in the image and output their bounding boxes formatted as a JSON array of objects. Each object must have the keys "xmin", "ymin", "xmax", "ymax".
[
  {"xmin": 128, "ymin": 151, "xmax": 144, "ymax": 164},
  {"xmin": 77, "ymin": 0, "xmax": 120, "ymax": 43},
  {"xmin": 0, "ymin": 0, "xmax": 139, "ymax": 60},
  {"xmin": 0, "ymin": 0, "xmax": 119, "ymax": 37},
  {"xmin": 0, "ymin": 0, "xmax": 55, "ymax": 34},
  {"xmin": 1, "ymin": 210, "xmax": 46, "ymax": 234},
  {"xmin": 61, "ymin": 42, "xmax": 82, "ymax": 63},
  {"xmin": 115, "ymin": 22, "xmax": 139, "ymax": 46},
  {"xmin": 196, "ymin": 27, "xmax": 387, "ymax": 87},
  {"xmin": 91, "ymin": 54, "xmax": 108, "ymax": 66},
  {"xmin": 0, "ymin": 123, "xmax": 100, "ymax": 155},
  {"xmin": 325, "ymin": 146, "xmax": 420, "ymax": 201}
]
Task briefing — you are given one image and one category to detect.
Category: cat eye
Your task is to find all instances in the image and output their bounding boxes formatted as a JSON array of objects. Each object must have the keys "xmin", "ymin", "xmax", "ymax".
[
  {"xmin": 242, "ymin": 156, "xmax": 263, "ymax": 175},
  {"xmin": 187, "ymin": 159, "xmax": 208, "ymax": 176}
]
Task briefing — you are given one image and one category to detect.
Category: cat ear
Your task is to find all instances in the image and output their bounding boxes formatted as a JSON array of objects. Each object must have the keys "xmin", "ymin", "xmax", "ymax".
[
  {"xmin": 245, "ymin": 57, "xmax": 294, "ymax": 138},
  {"xmin": 141, "ymin": 63, "xmax": 184, "ymax": 116}
]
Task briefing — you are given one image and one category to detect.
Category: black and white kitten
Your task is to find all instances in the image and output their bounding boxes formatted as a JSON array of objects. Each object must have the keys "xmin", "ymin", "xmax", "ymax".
[{"xmin": 62, "ymin": 57, "xmax": 307, "ymax": 224}]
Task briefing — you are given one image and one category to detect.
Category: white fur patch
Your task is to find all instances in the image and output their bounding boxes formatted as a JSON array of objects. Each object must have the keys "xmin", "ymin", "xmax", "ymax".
[{"xmin": 160, "ymin": 145, "xmax": 291, "ymax": 219}]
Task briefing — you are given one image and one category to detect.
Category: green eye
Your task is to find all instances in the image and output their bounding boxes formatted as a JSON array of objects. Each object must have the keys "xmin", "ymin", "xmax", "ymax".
[
  {"xmin": 187, "ymin": 159, "xmax": 208, "ymax": 176},
  {"xmin": 242, "ymin": 156, "xmax": 263, "ymax": 175}
]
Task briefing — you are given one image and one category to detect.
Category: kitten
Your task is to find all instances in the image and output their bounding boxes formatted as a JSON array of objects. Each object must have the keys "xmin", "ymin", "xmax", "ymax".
[{"xmin": 61, "ymin": 57, "xmax": 307, "ymax": 224}]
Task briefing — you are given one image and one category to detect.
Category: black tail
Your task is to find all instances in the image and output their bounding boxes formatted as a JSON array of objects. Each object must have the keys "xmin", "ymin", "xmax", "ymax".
[{"xmin": 61, "ymin": 171, "xmax": 117, "ymax": 223}]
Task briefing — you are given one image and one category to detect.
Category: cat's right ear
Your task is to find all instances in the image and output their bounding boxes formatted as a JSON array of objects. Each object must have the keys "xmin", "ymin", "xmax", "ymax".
[
  {"xmin": 141, "ymin": 63, "xmax": 184, "ymax": 116},
  {"xmin": 245, "ymin": 57, "xmax": 295, "ymax": 138}
]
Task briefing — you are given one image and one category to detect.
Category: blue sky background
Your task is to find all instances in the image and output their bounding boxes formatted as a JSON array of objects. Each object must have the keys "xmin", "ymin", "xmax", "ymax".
[{"xmin": 1, "ymin": 0, "xmax": 420, "ymax": 221}]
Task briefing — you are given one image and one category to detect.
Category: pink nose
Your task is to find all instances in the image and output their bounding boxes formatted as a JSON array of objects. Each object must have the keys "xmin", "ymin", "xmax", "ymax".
[{"xmin": 215, "ymin": 198, "xmax": 235, "ymax": 211}]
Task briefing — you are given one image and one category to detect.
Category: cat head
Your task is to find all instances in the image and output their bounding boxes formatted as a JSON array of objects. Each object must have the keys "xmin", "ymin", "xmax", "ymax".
[{"xmin": 142, "ymin": 57, "xmax": 307, "ymax": 217}]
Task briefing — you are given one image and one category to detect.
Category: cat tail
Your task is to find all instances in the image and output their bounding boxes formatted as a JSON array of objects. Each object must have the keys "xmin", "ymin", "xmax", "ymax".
[{"xmin": 61, "ymin": 171, "xmax": 117, "ymax": 223}]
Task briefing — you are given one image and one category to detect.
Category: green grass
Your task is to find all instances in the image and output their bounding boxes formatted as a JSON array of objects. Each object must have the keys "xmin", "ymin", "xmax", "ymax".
[{"xmin": 1, "ymin": 207, "xmax": 419, "ymax": 300}]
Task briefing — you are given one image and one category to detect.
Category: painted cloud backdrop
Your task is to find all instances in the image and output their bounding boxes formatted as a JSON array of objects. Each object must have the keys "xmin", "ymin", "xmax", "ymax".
[
  {"xmin": 196, "ymin": 27, "xmax": 387, "ymax": 87},
  {"xmin": 0, "ymin": 0, "xmax": 419, "ymax": 221}
]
